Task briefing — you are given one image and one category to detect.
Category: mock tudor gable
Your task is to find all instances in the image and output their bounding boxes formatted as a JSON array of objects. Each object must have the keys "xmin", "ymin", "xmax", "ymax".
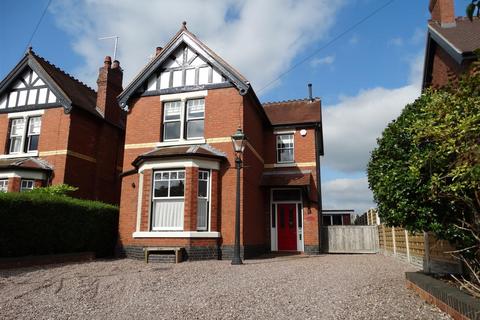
[
  {"xmin": 118, "ymin": 24, "xmax": 250, "ymax": 110},
  {"xmin": 0, "ymin": 49, "xmax": 98, "ymax": 117}
]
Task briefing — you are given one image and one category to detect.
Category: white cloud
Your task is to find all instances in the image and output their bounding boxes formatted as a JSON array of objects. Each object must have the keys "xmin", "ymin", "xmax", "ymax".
[
  {"xmin": 322, "ymin": 51, "xmax": 423, "ymax": 173},
  {"xmin": 322, "ymin": 177, "xmax": 375, "ymax": 214},
  {"xmin": 50, "ymin": 0, "xmax": 345, "ymax": 90},
  {"xmin": 310, "ymin": 55, "xmax": 335, "ymax": 67},
  {"xmin": 320, "ymin": 52, "xmax": 424, "ymax": 212},
  {"xmin": 388, "ymin": 37, "xmax": 404, "ymax": 47}
]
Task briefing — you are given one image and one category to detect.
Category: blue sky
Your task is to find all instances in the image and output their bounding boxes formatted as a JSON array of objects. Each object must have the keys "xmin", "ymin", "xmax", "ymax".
[{"xmin": 0, "ymin": 0, "xmax": 467, "ymax": 214}]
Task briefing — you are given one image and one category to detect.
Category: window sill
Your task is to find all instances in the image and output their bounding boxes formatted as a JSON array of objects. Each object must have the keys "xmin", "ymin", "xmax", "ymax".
[
  {"xmin": 132, "ymin": 231, "xmax": 221, "ymax": 238},
  {"xmin": 274, "ymin": 162, "xmax": 296, "ymax": 167},
  {"xmin": 0, "ymin": 151, "xmax": 39, "ymax": 159},
  {"xmin": 156, "ymin": 139, "xmax": 206, "ymax": 148}
]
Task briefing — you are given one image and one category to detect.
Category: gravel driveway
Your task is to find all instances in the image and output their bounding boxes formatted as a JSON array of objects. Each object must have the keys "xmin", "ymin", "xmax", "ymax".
[{"xmin": 0, "ymin": 254, "xmax": 449, "ymax": 319}]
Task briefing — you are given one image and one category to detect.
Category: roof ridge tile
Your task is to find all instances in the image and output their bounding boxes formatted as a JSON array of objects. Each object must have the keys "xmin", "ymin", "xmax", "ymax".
[{"xmin": 30, "ymin": 51, "xmax": 96, "ymax": 94}]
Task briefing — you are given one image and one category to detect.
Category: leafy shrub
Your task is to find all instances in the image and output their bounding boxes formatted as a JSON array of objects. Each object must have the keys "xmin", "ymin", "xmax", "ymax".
[
  {"xmin": 0, "ymin": 192, "xmax": 118, "ymax": 258},
  {"xmin": 368, "ymin": 72, "xmax": 480, "ymax": 291},
  {"xmin": 28, "ymin": 184, "xmax": 78, "ymax": 196}
]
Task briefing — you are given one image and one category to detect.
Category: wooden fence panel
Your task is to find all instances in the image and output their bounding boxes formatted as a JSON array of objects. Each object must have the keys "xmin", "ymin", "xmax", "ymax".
[
  {"xmin": 394, "ymin": 227, "xmax": 407, "ymax": 253},
  {"xmin": 378, "ymin": 225, "xmax": 385, "ymax": 249},
  {"xmin": 408, "ymin": 232, "xmax": 425, "ymax": 258},
  {"xmin": 321, "ymin": 226, "xmax": 379, "ymax": 253},
  {"xmin": 384, "ymin": 227, "xmax": 394, "ymax": 251}
]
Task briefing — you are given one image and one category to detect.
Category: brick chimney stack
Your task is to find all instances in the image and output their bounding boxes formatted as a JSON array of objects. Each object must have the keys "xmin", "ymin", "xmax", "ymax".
[
  {"xmin": 429, "ymin": 0, "xmax": 456, "ymax": 28},
  {"xmin": 97, "ymin": 56, "xmax": 123, "ymax": 124}
]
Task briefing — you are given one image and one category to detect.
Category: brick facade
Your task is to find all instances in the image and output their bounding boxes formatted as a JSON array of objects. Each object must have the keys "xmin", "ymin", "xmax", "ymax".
[
  {"xmin": 0, "ymin": 52, "xmax": 125, "ymax": 204},
  {"xmin": 116, "ymin": 26, "xmax": 323, "ymax": 261},
  {"xmin": 118, "ymin": 86, "xmax": 322, "ymax": 261}
]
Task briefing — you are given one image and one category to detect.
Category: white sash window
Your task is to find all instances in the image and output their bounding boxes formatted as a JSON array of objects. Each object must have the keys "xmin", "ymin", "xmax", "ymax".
[
  {"xmin": 162, "ymin": 98, "xmax": 205, "ymax": 141},
  {"xmin": 151, "ymin": 170, "xmax": 185, "ymax": 230},
  {"xmin": 276, "ymin": 134, "xmax": 294, "ymax": 163},
  {"xmin": 197, "ymin": 170, "xmax": 210, "ymax": 231},
  {"xmin": 8, "ymin": 116, "xmax": 42, "ymax": 154}
]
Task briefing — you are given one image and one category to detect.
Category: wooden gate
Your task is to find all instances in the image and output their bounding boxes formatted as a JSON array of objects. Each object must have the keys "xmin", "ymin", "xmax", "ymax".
[{"xmin": 321, "ymin": 226, "xmax": 379, "ymax": 253}]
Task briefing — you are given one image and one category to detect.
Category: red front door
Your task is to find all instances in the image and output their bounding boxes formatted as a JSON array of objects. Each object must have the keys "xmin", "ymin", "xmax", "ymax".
[{"xmin": 277, "ymin": 203, "xmax": 297, "ymax": 251}]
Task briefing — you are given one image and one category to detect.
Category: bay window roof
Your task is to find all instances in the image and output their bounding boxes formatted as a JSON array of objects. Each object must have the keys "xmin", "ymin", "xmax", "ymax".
[
  {"xmin": 132, "ymin": 144, "xmax": 226, "ymax": 167},
  {"xmin": 0, "ymin": 157, "xmax": 53, "ymax": 172}
]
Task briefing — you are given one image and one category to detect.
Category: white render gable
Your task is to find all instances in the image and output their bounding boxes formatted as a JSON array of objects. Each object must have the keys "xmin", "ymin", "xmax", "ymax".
[
  {"xmin": 145, "ymin": 45, "xmax": 226, "ymax": 92},
  {"xmin": 0, "ymin": 68, "xmax": 57, "ymax": 110}
]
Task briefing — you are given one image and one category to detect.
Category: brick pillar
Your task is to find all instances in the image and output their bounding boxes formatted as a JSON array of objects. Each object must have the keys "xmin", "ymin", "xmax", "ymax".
[
  {"xmin": 8, "ymin": 177, "xmax": 20, "ymax": 192},
  {"xmin": 184, "ymin": 167, "xmax": 198, "ymax": 231},
  {"xmin": 210, "ymin": 170, "xmax": 219, "ymax": 232},
  {"xmin": 34, "ymin": 179, "xmax": 43, "ymax": 188},
  {"xmin": 140, "ymin": 170, "xmax": 152, "ymax": 231}
]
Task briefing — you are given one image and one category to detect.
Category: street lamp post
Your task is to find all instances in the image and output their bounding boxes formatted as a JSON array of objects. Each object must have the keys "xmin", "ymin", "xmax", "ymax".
[{"xmin": 231, "ymin": 127, "xmax": 247, "ymax": 265}]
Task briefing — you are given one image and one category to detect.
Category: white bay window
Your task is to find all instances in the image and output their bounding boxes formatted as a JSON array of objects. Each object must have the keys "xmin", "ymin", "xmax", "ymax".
[
  {"xmin": 151, "ymin": 170, "xmax": 185, "ymax": 230},
  {"xmin": 20, "ymin": 179, "xmax": 34, "ymax": 192}
]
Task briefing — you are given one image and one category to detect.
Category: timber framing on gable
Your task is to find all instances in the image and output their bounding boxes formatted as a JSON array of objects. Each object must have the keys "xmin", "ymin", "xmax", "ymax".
[
  {"xmin": 0, "ymin": 54, "xmax": 72, "ymax": 114},
  {"xmin": 117, "ymin": 26, "xmax": 250, "ymax": 110}
]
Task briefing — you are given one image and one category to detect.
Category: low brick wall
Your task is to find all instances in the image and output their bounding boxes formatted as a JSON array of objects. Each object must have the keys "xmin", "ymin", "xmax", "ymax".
[
  {"xmin": 122, "ymin": 244, "xmax": 267, "ymax": 263},
  {"xmin": 0, "ymin": 252, "xmax": 95, "ymax": 269},
  {"xmin": 406, "ymin": 272, "xmax": 480, "ymax": 320},
  {"xmin": 121, "ymin": 245, "xmax": 221, "ymax": 262}
]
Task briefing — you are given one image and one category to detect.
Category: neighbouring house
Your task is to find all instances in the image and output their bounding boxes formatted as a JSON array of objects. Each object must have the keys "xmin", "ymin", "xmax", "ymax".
[
  {"xmin": 423, "ymin": 0, "xmax": 480, "ymax": 89},
  {"xmin": 117, "ymin": 23, "xmax": 323, "ymax": 260},
  {"xmin": 0, "ymin": 49, "xmax": 125, "ymax": 204},
  {"xmin": 322, "ymin": 209, "xmax": 353, "ymax": 226}
]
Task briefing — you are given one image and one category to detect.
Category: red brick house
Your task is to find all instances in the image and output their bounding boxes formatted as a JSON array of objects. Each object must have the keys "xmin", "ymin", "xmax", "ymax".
[
  {"xmin": 423, "ymin": 0, "xmax": 480, "ymax": 89},
  {"xmin": 117, "ymin": 24, "xmax": 323, "ymax": 260},
  {"xmin": 0, "ymin": 49, "xmax": 125, "ymax": 204}
]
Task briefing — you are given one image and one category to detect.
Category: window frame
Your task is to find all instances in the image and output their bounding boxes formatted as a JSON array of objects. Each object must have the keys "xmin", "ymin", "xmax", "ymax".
[
  {"xmin": 197, "ymin": 169, "xmax": 210, "ymax": 231},
  {"xmin": 276, "ymin": 134, "xmax": 295, "ymax": 164},
  {"xmin": 0, "ymin": 179, "xmax": 8, "ymax": 192},
  {"xmin": 150, "ymin": 169, "xmax": 186, "ymax": 231},
  {"xmin": 20, "ymin": 179, "xmax": 34, "ymax": 192},
  {"xmin": 26, "ymin": 116, "xmax": 41, "ymax": 152},
  {"xmin": 9, "ymin": 118, "xmax": 26, "ymax": 154},
  {"xmin": 185, "ymin": 99, "xmax": 205, "ymax": 140},
  {"xmin": 152, "ymin": 170, "xmax": 186, "ymax": 199},
  {"xmin": 163, "ymin": 101, "xmax": 183, "ymax": 142},
  {"xmin": 162, "ymin": 98, "xmax": 205, "ymax": 142},
  {"xmin": 8, "ymin": 116, "xmax": 41, "ymax": 155}
]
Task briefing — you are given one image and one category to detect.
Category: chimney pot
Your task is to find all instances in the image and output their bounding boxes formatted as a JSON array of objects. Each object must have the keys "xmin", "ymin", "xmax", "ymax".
[
  {"xmin": 112, "ymin": 60, "xmax": 120, "ymax": 69},
  {"xmin": 308, "ymin": 83, "xmax": 313, "ymax": 101},
  {"xmin": 156, "ymin": 47, "xmax": 163, "ymax": 56}
]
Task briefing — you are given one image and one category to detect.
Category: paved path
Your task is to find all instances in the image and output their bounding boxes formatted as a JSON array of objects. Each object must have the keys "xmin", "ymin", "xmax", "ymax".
[{"xmin": 0, "ymin": 254, "xmax": 450, "ymax": 319}]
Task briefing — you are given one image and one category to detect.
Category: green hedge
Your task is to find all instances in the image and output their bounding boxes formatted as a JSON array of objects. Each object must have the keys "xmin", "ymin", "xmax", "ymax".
[{"xmin": 0, "ymin": 192, "xmax": 119, "ymax": 258}]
